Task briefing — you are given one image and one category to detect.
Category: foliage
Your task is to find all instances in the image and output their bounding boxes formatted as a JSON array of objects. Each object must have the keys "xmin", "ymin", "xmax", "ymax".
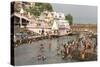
[
  {"xmin": 25, "ymin": 3, "xmax": 53, "ymax": 17},
  {"xmin": 65, "ymin": 14, "xmax": 73, "ymax": 25},
  {"xmin": 13, "ymin": 2, "xmax": 53, "ymax": 17}
]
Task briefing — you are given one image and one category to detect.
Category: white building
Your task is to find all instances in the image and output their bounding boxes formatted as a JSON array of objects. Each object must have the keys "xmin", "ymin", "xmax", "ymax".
[
  {"xmin": 52, "ymin": 19, "xmax": 71, "ymax": 35},
  {"xmin": 52, "ymin": 12, "xmax": 65, "ymax": 20},
  {"xmin": 57, "ymin": 20, "xmax": 71, "ymax": 35},
  {"xmin": 39, "ymin": 11, "xmax": 65, "ymax": 23},
  {"xmin": 27, "ymin": 11, "xmax": 71, "ymax": 36}
]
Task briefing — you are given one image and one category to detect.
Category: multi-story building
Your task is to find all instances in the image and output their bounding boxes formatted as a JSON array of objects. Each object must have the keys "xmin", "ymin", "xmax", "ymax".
[
  {"xmin": 39, "ymin": 11, "xmax": 65, "ymax": 23},
  {"xmin": 51, "ymin": 19, "xmax": 71, "ymax": 36},
  {"xmin": 39, "ymin": 11, "xmax": 71, "ymax": 35},
  {"xmin": 26, "ymin": 11, "xmax": 71, "ymax": 36}
]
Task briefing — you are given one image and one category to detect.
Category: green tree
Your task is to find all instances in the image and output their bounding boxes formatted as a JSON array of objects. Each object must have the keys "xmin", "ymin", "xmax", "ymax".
[
  {"xmin": 65, "ymin": 14, "xmax": 73, "ymax": 25},
  {"xmin": 26, "ymin": 3, "xmax": 53, "ymax": 17},
  {"xmin": 13, "ymin": 2, "xmax": 53, "ymax": 17}
]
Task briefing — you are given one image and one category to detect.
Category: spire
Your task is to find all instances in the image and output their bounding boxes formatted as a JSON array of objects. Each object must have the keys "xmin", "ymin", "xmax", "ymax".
[
  {"xmin": 52, "ymin": 20, "xmax": 59, "ymax": 30},
  {"xmin": 20, "ymin": 8, "xmax": 24, "ymax": 14}
]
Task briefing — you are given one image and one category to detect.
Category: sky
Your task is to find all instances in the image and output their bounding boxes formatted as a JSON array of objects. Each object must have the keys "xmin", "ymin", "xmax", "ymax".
[{"xmin": 51, "ymin": 3, "xmax": 97, "ymax": 24}]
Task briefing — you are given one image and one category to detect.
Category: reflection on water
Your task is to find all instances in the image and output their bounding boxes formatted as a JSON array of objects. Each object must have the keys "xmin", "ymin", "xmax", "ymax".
[{"xmin": 14, "ymin": 35, "xmax": 97, "ymax": 66}]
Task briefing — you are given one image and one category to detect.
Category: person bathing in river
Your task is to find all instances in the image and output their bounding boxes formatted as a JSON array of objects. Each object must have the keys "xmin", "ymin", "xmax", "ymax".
[
  {"xmin": 61, "ymin": 43, "xmax": 73, "ymax": 59},
  {"xmin": 61, "ymin": 44, "xmax": 67, "ymax": 59}
]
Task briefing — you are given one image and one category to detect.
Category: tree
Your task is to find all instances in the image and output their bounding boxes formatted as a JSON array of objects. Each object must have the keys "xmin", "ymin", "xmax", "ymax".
[
  {"xmin": 65, "ymin": 14, "xmax": 73, "ymax": 25},
  {"xmin": 13, "ymin": 2, "xmax": 53, "ymax": 17},
  {"xmin": 26, "ymin": 3, "xmax": 53, "ymax": 17}
]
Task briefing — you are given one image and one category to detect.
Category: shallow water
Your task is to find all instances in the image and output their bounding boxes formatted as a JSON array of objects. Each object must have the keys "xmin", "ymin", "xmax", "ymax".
[{"xmin": 14, "ymin": 35, "xmax": 96, "ymax": 66}]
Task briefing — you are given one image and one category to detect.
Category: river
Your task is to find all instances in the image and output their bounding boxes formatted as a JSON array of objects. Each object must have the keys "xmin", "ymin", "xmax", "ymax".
[{"xmin": 14, "ymin": 35, "xmax": 97, "ymax": 66}]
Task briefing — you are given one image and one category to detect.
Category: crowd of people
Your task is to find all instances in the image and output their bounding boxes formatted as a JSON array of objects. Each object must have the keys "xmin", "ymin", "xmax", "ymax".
[
  {"xmin": 14, "ymin": 31, "xmax": 97, "ymax": 61},
  {"xmin": 57, "ymin": 33, "xmax": 97, "ymax": 60}
]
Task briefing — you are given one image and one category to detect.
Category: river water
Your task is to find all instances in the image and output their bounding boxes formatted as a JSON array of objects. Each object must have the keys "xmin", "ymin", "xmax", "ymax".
[{"xmin": 14, "ymin": 35, "xmax": 97, "ymax": 66}]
